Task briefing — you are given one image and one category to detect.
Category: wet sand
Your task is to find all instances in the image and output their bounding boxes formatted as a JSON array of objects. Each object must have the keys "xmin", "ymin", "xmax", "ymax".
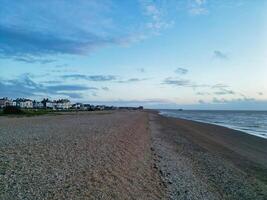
[{"xmin": 1, "ymin": 110, "xmax": 267, "ymax": 199}]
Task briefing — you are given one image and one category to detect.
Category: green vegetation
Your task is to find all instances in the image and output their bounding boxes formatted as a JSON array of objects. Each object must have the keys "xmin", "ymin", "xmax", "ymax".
[
  {"xmin": 0, "ymin": 106, "xmax": 56, "ymax": 117},
  {"xmin": 3, "ymin": 106, "xmax": 24, "ymax": 114}
]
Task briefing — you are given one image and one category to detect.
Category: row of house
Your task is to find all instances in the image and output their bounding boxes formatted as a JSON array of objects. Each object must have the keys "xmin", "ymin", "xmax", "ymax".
[
  {"xmin": 42, "ymin": 99, "xmax": 72, "ymax": 110},
  {"xmin": 0, "ymin": 98, "xmax": 71, "ymax": 110},
  {"xmin": 0, "ymin": 97, "xmax": 144, "ymax": 111}
]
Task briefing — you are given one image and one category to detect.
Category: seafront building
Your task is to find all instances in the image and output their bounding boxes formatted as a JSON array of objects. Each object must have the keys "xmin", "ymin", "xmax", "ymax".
[
  {"xmin": 53, "ymin": 99, "xmax": 72, "ymax": 110},
  {"xmin": 1, "ymin": 98, "xmax": 79, "ymax": 110},
  {"xmin": 13, "ymin": 98, "xmax": 33, "ymax": 108},
  {"xmin": 1, "ymin": 98, "xmax": 71, "ymax": 110},
  {"xmin": 0, "ymin": 97, "xmax": 12, "ymax": 108},
  {"xmin": 33, "ymin": 100, "xmax": 44, "ymax": 109},
  {"xmin": 0, "ymin": 97, "xmax": 143, "ymax": 111}
]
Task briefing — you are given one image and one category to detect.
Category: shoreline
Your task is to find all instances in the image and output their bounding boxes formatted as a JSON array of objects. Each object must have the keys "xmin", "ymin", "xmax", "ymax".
[
  {"xmin": 157, "ymin": 109, "xmax": 267, "ymax": 140},
  {"xmin": 153, "ymin": 111, "xmax": 267, "ymax": 170},
  {"xmin": 150, "ymin": 111, "xmax": 267, "ymax": 199}
]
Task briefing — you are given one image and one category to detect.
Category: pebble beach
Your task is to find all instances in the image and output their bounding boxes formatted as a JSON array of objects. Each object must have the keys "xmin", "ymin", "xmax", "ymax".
[{"xmin": 1, "ymin": 110, "xmax": 267, "ymax": 199}]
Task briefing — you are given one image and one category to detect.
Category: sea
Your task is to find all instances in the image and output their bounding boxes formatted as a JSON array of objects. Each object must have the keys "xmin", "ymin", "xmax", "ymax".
[{"xmin": 158, "ymin": 110, "xmax": 267, "ymax": 139}]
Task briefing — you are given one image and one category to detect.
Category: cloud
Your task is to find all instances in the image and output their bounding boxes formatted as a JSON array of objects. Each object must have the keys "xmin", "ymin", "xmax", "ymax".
[
  {"xmin": 198, "ymin": 99, "xmax": 205, "ymax": 104},
  {"xmin": 173, "ymin": 99, "xmax": 267, "ymax": 110},
  {"xmin": 175, "ymin": 67, "xmax": 188, "ymax": 75},
  {"xmin": 212, "ymin": 97, "xmax": 228, "ymax": 104},
  {"xmin": 213, "ymin": 50, "xmax": 228, "ymax": 60},
  {"xmin": 61, "ymin": 74, "xmax": 117, "ymax": 81},
  {"xmin": 45, "ymin": 85, "xmax": 97, "ymax": 92},
  {"xmin": 117, "ymin": 78, "xmax": 148, "ymax": 83},
  {"xmin": 41, "ymin": 80, "xmax": 62, "ymax": 84},
  {"xmin": 211, "ymin": 83, "xmax": 228, "ymax": 89},
  {"xmin": 258, "ymin": 92, "xmax": 263, "ymax": 95},
  {"xmin": 188, "ymin": 0, "xmax": 209, "ymax": 15},
  {"xmin": 162, "ymin": 77, "xmax": 209, "ymax": 88},
  {"xmin": 56, "ymin": 92, "xmax": 84, "ymax": 99},
  {"xmin": 162, "ymin": 77, "xmax": 191, "ymax": 86},
  {"xmin": 140, "ymin": 0, "xmax": 174, "ymax": 33},
  {"xmin": 0, "ymin": 24, "xmax": 118, "ymax": 58},
  {"xmin": 11, "ymin": 57, "xmax": 56, "ymax": 64},
  {"xmin": 0, "ymin": 0, "xmax": 249, "ymax": 62},
  {"xmin": 102, "ymin": 87, "xmax": 109, "ymax": 91},
  {"xmin": 214, "ymin": 88, "xmax": 235, "ymax": 95},
  {"xmin": 0, "ymin": 0, "xmax": 175, "ymax": 61},
  {"xmin": 0, "ymin": 77, "xmax": 40, "ymax": 98},
  {"xmin": 212, "ymin": 96, "xmax": 255, "ymax": 104},
  {"xmin": 196, "ymin": 92, "xmax": 210, "ymax": 95},
  {"xmin": 0, "ymin": 1, "xmax": 123, "ymax": 59},
  {"xmin": 164, "ymin": 78, "xmax": 240, "ymax": 97},
  {"xmin": 0, "ymin": 74, "xmax": 97, "ymax": 99},
  {"xmin": 189, "ymin": 7, "xmax": 208, "ymax": 15}
]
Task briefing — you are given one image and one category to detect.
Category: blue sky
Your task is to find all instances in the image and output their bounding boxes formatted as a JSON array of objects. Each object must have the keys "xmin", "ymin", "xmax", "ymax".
[{"xmin": 0, "ymin": 0, "xmax": 267, "ymax": 109}]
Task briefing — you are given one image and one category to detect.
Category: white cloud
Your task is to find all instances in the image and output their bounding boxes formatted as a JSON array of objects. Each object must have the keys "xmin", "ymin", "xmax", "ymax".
[
  {"xmin": 140, "ymin": 0, "xmax": 174, "ymax": 33},
  {"xmin": 188, "ymin": 0, "xmax": 209, "ymax": 15}
]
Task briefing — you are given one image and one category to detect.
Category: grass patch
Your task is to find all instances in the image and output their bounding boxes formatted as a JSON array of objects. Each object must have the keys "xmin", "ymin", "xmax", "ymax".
[
  {"xmin": 0, "ymin": 107, "xmax": 57, "ymax": 117},
  {"xmin": 22, "ymin": 109, "xmax": 56, "ymax": 117}
]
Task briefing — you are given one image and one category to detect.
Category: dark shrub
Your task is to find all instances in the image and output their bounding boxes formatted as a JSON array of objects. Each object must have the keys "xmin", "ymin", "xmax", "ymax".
[{"xmin": 3, "ymin": 106, "xmax": 24, "ymax": 114}]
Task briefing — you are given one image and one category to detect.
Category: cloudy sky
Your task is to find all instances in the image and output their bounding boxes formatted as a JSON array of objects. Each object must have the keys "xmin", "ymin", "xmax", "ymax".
[{"xmin": 0, "ymin": 0, "xmax": 267, "ymax": 109}]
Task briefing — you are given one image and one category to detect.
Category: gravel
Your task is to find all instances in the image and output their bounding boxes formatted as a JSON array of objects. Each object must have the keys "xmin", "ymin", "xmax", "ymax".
[
  {"xmin": 0, "ymin": 111, "xmax": 165, "ymax": 200},
  {"xmin": 1, "ymin": 110, "xmax": 266, "ymax": 200},
  {"xmin": 149, "ymin": 112, "xmax": 267, "ymax": 200}
]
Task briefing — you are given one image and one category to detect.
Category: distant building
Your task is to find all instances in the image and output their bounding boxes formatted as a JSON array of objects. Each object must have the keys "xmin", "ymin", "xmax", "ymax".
[
  {"xmin": 72, "ymin": 103, "xmax": 84, "ymax": 109},
  {"xmin": 41, "ymin": 98, "xmax": 53, "ymax": 109},
  {"xmin": 54, "ymin": 99, "xmax": 71, "ymax": 110},
  {"xmin": 33, "ymin": 100, "xmax": 44, "ymax": 109},
  {"xmin": 0, "ymin": 97, "xmax": 12, "ymax": 108},
  {"xmin": 12, "ymin": 100, "xmax": 17, "ymax": 107},
  {"xmin": 46, "ymin": 101, "xmax": 54, "ymax": 109},
  {"xmin": 1, "ymin": 96, "xmax": 143, "ymax": 112},
  {"xmin": 95, "ymin": 105, "xmax": 105, "ymax": 110},
  {"xmin": 14, "ymin": 98, "xmax": 33, "ymax": 108}
]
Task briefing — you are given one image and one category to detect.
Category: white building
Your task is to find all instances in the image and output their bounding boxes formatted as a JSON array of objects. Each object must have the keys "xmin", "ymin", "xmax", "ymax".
[
  {"xmin": 45, "ymin": 101, "xmax": 54, "ymax": 109},
  {"xmin": 72, "ymin": 103, "xmax": 84, "ymax": 110},
  {"xmin": 12, "ymin": 101, "xmax": 17, "ymax": 107},
  {"xmin": 33, "ymin": 101, "xmax": 44, "ymax": 109},
  {"xmin": 54, "ymin": 99, "xmax": 71, "ymax": 109},
  {"xmin": 0, "ymin": 98, "xmax": 12, "ymax": 108},
  {"xmin": 15, "ymin": 99, "xmax": 33, "ymax": 108}
]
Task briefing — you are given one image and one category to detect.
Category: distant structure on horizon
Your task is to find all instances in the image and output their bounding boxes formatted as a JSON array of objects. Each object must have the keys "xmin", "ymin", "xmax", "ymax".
[{"xmin": 0, "ymin": 97, "xmax": 143, "ymax": 111}]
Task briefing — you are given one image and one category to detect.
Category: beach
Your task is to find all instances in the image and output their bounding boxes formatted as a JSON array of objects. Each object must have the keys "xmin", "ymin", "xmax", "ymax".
[{"xmin": 1, "ymin": 110, "xmax": 267, "ymax": 199}]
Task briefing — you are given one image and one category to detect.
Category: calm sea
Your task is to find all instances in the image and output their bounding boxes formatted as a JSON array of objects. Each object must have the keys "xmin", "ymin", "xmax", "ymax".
[{"xmin": 158, "ymin": 110, "xmax": 267, "ymax": 139}]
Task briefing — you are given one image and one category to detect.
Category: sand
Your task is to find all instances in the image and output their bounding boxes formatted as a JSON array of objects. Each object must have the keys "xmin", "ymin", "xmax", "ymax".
[{"xmin": 1, "ymin": 110, "xmax": 267, "ymax": 199}]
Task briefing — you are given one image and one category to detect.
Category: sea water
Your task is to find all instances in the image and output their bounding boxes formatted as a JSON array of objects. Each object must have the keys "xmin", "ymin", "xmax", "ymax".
[{"xmin": 159, "ymin": 110, "xmax": 267, "ymax": 139}]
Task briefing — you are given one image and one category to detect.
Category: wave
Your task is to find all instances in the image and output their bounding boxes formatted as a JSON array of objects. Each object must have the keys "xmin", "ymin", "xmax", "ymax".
[{"xmin": 159, "ymin": 110, "xmax": 267, "ymax": 139}]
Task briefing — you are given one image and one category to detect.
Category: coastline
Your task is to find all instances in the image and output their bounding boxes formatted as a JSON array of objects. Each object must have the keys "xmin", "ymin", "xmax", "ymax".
[
  {"xmin": 158, "ymin": 110, "xmax": 267, "ymax": 139},
  {"xmin": 1, "ymin": 110, "xmax": 267, "ymax": 199},
  {"xmin": 150, "ymin": 110, "xmax": 267, "ymax": 199},
  {"xmin": 154, "ymin": 110, "xmax": 267, "ymax": 168}
]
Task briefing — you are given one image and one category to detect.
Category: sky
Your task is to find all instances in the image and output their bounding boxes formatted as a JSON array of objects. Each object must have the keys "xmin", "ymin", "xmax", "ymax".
[{"xmin": 0, "ymin": 0, "xmax": 267, "ymax": 109}]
